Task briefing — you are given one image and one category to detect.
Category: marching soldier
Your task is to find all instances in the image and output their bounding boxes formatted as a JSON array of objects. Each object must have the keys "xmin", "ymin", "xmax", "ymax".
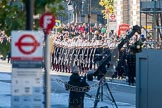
[
  {"xmin": 63, "ymin": 42, "xmax": 69, "ymax": 73},
  {"xmin": 84, "ymin": 42, "xmax": 90, "ymax": 72},
  {"xmin": 54, "ymin": 44, "xmax": 61, "ymax": 72}
]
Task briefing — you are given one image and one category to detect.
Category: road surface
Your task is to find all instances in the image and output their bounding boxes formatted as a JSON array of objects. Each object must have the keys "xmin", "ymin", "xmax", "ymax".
[{"xmin": 0, "ymin": 60, "xmax": 135, "ymax": 108}]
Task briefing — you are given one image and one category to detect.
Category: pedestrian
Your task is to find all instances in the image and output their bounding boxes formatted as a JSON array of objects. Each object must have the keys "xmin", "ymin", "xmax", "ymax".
[
  {"xmin": 65, "ymin": 65, "xmax": 90, "ymax": 108},
  {"xmin": 7, "ymin": 51, "xmax": 11, "ymax": 63}
]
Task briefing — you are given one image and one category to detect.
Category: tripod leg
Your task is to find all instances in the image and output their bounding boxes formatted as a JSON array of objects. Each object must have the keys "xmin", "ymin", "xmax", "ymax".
[
  {"xmin": 105, "ymin": 82, "xmax": 118, "ymax": 108},
  {"xmin": 101, "ymin": 84, "xmax": 103, "ymax": 101},
  {"xmin": 94, "ymin": 83, "xmax": 101, "ymax": 108}
]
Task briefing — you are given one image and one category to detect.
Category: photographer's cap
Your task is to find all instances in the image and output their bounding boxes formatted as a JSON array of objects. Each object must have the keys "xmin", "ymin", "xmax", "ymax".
[{"xmin": 72, "ymin": 65, "xmax": 79, "ymax": 73}]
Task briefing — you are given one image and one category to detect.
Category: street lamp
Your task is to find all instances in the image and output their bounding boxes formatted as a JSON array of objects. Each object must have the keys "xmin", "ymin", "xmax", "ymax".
[
  {"xmin": 67, "ymin": 0, "xmax": 73, "ymax": 23},
  {"xmin": 67, "ymin": 0, "xmax": 73, "ymax": 10},
  {"xmin": 81, "ymin": 0, "xmax": 85, "ymax": 22}
]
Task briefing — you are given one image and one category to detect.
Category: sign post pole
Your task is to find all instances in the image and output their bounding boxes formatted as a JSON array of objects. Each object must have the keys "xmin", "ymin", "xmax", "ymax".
[
  {"xmin": 40, "ymin": 12, "xmax": 55, "ymax": 108},
  {"xmin": 107, "ymin": 14, "xmax": 109, "ymax": 38},
  {"xmin": 44, "ymin": 32, "xmax": 51, "ymax": 108}
]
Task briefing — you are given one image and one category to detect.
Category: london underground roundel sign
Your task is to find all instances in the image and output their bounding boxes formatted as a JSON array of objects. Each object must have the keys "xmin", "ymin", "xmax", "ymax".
[
  {"xmin": 11, "ymin": 31, "xmax": 43, "ymax": 61},
  {"xmin": 15, "ymin": 34, "xmax": 40, "ymax": 55}
]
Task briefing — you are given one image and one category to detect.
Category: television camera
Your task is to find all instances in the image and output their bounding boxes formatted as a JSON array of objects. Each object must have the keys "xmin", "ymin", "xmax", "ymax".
[{"xmin": 93, "ymin": 25, "xmax": 142, "ymax": 78}]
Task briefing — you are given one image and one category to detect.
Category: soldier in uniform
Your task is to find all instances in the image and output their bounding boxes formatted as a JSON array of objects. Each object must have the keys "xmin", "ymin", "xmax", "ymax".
[
  {"xmin": 69, "ymin": 39, "xmax": 76, "ymax": 72},
  {"xmin": 79, "ymin": 41, "xmax": 86, "ymax": 74},
  {"xmin": 84, "ymin": 41, "xmax": 91, "ymax": 72},
  {"xmin": 55, "ymin": 43, "xmax": 60, "ymax": 72},
  {"xmin": 126, "ymin": 49, "xmax": 136, "ymax": 85},
  {"xmin": 67, "ymin": 40, "xmax": 73, "ymax": 73},
  {"xmin": 93, "ymin": 41, "xmax": 103, "ymax": 66},
  {"xmin": 63, "ymin": 41, "xmax": 69, "ymax": 73},
  {"xmin": 88, "ymin": 40, "xmax": 95, "ymax": 70},
  {"xmin": 59, "ymin": 44, "xmax": 64, "ymax": 72}
]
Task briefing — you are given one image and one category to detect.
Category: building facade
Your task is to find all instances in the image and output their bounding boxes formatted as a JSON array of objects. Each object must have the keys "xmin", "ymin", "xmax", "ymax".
[{"xmin": 114, "ymin": 0, "xmax": 140, "ymax": 27}]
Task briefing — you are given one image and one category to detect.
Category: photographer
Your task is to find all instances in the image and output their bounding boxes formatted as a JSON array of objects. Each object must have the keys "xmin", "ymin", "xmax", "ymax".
[{"xmin": 65, "ymin": 65, "xmax": 90, "ymax": 108}]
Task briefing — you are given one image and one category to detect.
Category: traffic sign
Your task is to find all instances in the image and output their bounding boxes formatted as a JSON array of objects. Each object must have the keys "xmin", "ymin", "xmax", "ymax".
[
  {"xmin": 109, "ymin": 14, "xmax": 116, "ymax": 22},
  {"xmin": 117, "ymin": 24, "xmax": 130, "ymax": 36},
  {"xmin": 39, "ymin": 12, "xmax": 55, "ymax": 30},
  {"xmin": 11, "ymin": 31, "xmax": 44, "ymax": 61},
  {"xmin": 54, "ymin": 20, "xmax": 61, "ymax": 28}
]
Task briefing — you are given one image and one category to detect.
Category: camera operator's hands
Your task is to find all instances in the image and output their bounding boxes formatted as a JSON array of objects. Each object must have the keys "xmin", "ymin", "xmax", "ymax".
[
  {"xmin": 85, "ymin": 86, "xmax": 90, "ymax": 92},
  {"xmin": 65, "ymin": 82, "xmax": 69, "ymax": 91}
]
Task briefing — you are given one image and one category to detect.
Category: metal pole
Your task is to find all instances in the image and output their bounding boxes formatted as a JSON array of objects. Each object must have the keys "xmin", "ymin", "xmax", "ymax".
[
  {"xmin": 127, "ymin": 0, "xmax": 130, "ymax": 24},
  {"xmin": 107, "ymin": 14, "xmax": 109, "ymax": 38},
  {"xmin": 146, "ymin": 13, "xmax": 147, "ymax": 38},
  {"xmin": 68, "ymin": 11, "xmax": 69, "ymax": 24},
  {"xmin": 88, "ymin": 0, "xmax": 91, "ymax": 40},
  {"xmin": 152, "ymin": 0, "xmax": 156, "ymax": 40},
  {"xmin": 82, "ymin": 0, "xmax": 84, "ymax": 22},
  {"xmin": 26, "ymin": 0, "xmax": 34, "ymax": 30},
  {"xmin": 140, "ymin": 1, "xmax": 141, "ymax": 27},
  {"xmin": 44, "ymin": 32, "xmax": 51, "ymax": 108}
]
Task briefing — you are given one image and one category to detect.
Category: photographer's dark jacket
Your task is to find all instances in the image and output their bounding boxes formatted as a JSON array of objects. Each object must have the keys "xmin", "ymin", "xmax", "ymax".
[{"xmin": 65, "ymin": 73, "xmax": 90, "ymax": 108}]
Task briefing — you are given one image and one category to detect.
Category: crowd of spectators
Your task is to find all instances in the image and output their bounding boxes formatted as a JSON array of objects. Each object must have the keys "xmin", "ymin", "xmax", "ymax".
[
  {"xmin": 0, "ymin": 30, "xmax": 11, "ymax": 60},
  {"xmin": 52, "ymin": 23, "xmax": 109, "ymax": 41},
  {"xmin": 0, "ymin": 30, "xmax": 11, "ymax": 43},
  {"xmin": 51, "ymin": 23, "xmax": 121, "ymax": 50},
  {"xmin": 51, "ymin": 23, "xmax": 157, "ymax": 49}
]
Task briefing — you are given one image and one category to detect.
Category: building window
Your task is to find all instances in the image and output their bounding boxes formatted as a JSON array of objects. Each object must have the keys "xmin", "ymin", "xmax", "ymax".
[
  {"xmin": 133, "ymin": 21, "xmax": 136, "ymax": 25},
  {"xmin": 133, "ymin": 5, "xmax": 137, "ymax": 10},
  {"xmin": 117, "ymin": 16, "xmax": 121, "ymax": 23},
  {"xmin": 116, "ymin": 5, "xmax": 121, "ymax": 10},
  {"xmin": 133, "ymin": 16, "xmax": 137, "ymax": 20},
  {"xmin": 117, "ymin": 11, "xmax": 121, "ymax": 16},
  {"xmin": 117, "ymin": 0, "xmax": 120, "ymax": 5},
  {"xmin": 133, "ymin": 10, "xmax": 136, "ymax": 16},
  {"xmin": 133, "ymin": 0, "xmax": 136, "ymax": 5}
]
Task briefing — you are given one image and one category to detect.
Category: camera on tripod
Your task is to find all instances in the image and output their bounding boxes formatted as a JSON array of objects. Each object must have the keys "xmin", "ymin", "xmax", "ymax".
[
  {"xmin": 86, "ymin": 60, "xmax": 111, "ymax": 81},
  {"xmin": 129, "ymin": 40, "xmax": 143, "ymax": 53},
  {"xmin": 80, "ymin": 75, "xmax": 86, "ymax": 82}
]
